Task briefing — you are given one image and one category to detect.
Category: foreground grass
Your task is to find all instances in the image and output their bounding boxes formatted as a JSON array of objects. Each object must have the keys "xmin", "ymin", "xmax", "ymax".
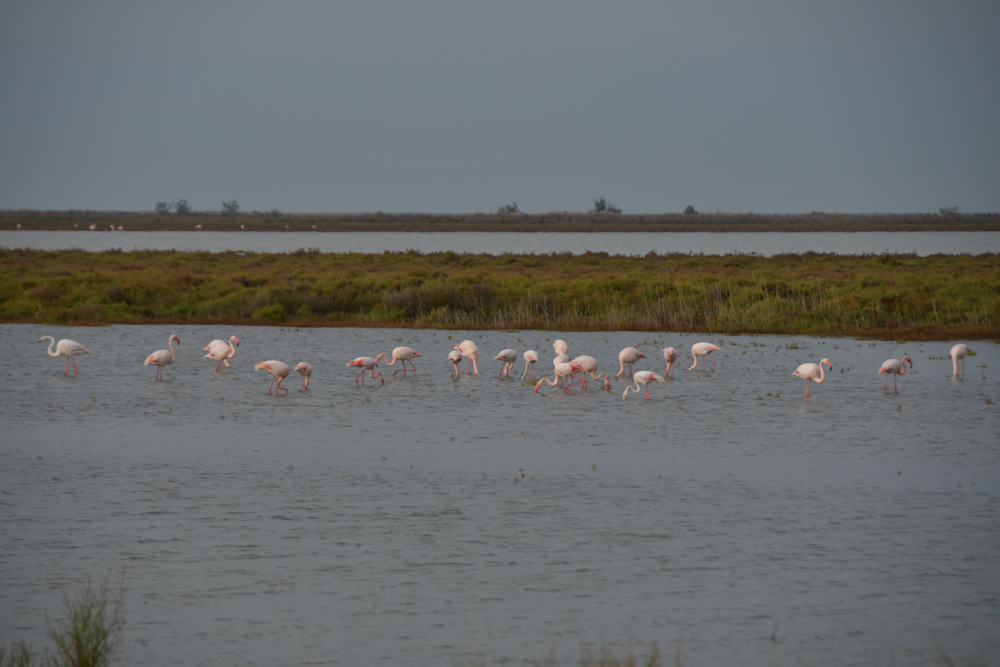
[{"xmin": 1, "ymin": 249, "xmax": 997, "ymax": 339}]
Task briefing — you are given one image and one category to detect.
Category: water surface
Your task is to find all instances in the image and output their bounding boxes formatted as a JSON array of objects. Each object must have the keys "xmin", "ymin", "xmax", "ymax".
[{"xmin": 2, "ymin": 325, "xmax": 998, "ymax": 665}]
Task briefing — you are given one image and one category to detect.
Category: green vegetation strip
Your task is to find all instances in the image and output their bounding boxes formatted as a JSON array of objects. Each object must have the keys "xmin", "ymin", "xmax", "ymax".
[{"xmin": 2, "ymin": 249, "xmax": 997, "ymax": 339}]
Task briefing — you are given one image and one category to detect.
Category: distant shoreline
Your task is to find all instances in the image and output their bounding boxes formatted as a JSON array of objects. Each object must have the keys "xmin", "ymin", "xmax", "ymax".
[{"xmin": 2, "ymin": 210, "xmax": 999, "ymax": 233}]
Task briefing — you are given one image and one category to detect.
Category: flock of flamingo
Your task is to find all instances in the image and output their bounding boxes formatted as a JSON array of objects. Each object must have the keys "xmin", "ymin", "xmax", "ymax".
[{"xmin": 37, "ymin": 333, "xmax": 977, "ymax": 400}]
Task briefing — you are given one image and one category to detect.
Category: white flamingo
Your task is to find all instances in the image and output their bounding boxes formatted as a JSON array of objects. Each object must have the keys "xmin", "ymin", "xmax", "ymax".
[
  {"xmin": 878, "ymin": 356, "xmax": 912, "ymax": 392},
  {"xmin": 38, "ymin": 336, "xmax": 89, "ymax": 375},
  {"xmin": 454, "ymin": 340, "xmax": 480, "ymax": 374},
  {"xmin": 494, "ymin": 349, "xmax": 518, "ymax": 378},
  {"xmin": 534, "ymin": 361, "xmax": 586, "ymax": 394},
  {"xmin": 571, "ymin": 355, "xmax": 611, "ymax": 391},
  {"xmin": 663, "ymin": 347, "xmax": 678, "ymax": 379},
  {"xmin": 553, "ymin": 339, "xmax": 569, "ymax": 356},
  {"xmin": 255, "ymin": 360, "xmax": 290, "ymax": 395},
  {"xmin": 448, "ymin": 349, "xmax": 463, "ymax": 379},
  {"xmin": 145, "ymin": 334, "xmax": 180, "ymax": 380},
  {"xmin": 521, "ymin": 350, "xmax": 539, "ymax": 381},
  {"xmin": 616, "ymin": 347, "xmax": 646, "ymax": 378},
  {"xmin": 951, "ymin": 344, "xmax": 972, "ymax": 377},
  {"xmin": 204, "ymin": 336, "xmax": 239, "ymax": 372},
  {"xmin": 376, "ymin": 346, "xmax": 421, "ymax": 376},
  {"xmin": 622, "ymin": 371, "xmax": 665, "ymax": 401},
  {"xmin": 347, "ymin": 356, "xmax": 384, "ymax": 386},
  {"xmin": 689, "ymin": 342, "xmax": 720, "ymax": 372},
  {"xmin": 792, "ymin": 358, "xmax": 833, "ymax": 398},
  {"xmin": 294, "ymin": 362, "xmax": 313, "ymax": 390}
]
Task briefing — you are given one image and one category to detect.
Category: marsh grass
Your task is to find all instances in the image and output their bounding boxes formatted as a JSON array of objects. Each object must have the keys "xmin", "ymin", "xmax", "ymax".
[{"xmin": 1, "ymin": 249, "xmax": 997, "ymax": 339}]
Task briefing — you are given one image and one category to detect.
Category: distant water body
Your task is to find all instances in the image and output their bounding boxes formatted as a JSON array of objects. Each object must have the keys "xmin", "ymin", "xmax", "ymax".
[{"xmin": 2, "ymin": 230, "xmax": 998, "ymax": 255}]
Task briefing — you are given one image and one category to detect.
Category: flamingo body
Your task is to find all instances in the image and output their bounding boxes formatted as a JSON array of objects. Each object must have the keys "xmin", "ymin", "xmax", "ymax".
[
  {"xmin": 535, "ymin": 362, "xmax": 586, "ymax": 393},
  {"xmin": 455, "ymin": 340, "xmax": 480, "ymax": 374},
  {"xmin": 448, "ymin": 349, "xmax": 463, "ymax": 379},
  {"xmin": 38, "ymin": 336, "xmax": 89, "ymax": 375},
  {"xmin": 521, "ymin": 350, "xmax": 539, "ymax": 381},
  {"xmin": 951, "ymin": 344, "xmax": 972, "ymax": 377},
  {"xmin": 294, "ymin": 362, "xmax": 313, "ymax": 390},
  {"xmin": 663, "ymin": 347, "xmax": 678, "ymax": 379},
  {"xmin": 376, "ymin": 346, "xmax": 421, "ymax": 376},
  {"xmin": 689, "ymin": 342, "xmax": 721, "ymax": 371},
  {"xmin": 616, "ymin": 347, "xmax": 646, "ymax": 378},
  {"xmin": 878, "ymin": 356, "xmax": 912, "ymax": 392},
  {"xmin": 145, "ymin": 334, "xmax": 180, "ymax": 380},
  {"xmin": 553, "ymin": 339, "xmax": 569, "ymax": 356},
  {"xmin": 792, "ymin": 358, "xmax": 833, "ymax": 398},
  {"xmin": 572, "ymin": 355, "xmax": 611, "ymax": 391},
  {"xmin": 255, "ymin": 360, "xmax": 290, "ymax": 395},
  {"xmin": 204, "ymin": 335, "xmax": 239, "ymax": 372},
  {"xmin": 622, "ymin": 371, "xmax": 665, "ymax": 400},
  {"xmin": 347, "ymin": 356, "xmax": 384, "ymax": 385},
  {"xmin": 494, "ymin": 348, "xmax": 518, "ymax": 378}
]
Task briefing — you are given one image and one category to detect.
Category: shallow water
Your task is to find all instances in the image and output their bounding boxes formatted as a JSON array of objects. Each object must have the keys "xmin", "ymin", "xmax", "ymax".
[
  {"xmin": 3, "ymin": 230, "xmax": 999, "ymax": 256},
  {"xmin": 2, "ymin": 324, "xmax": 999, "ymax": 666}
]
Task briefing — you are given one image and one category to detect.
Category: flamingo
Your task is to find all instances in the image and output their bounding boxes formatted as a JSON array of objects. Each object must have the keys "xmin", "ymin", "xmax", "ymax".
[
  {"xmin": 622, "ymin": 371, "xmax": 665, "ymax": 400},
  {"xmin": 347, "ymin": 356, "xmax": 384, "ymax": 386},
  {"xmin": 689, "ymin": 342, "xmax": 721, "ymax": 372},
  {"xmin": 38, "ymin": 336, "xmax": 89, "ymax": 375},
  {"xmin": 792, "ymin": 358, "xmax": 833, "ymax": 398},
  {"xmin": 534, "ymin": 361, "xmax": 586, "ymax": 393},
  {"xmin": 448, "ymin": 349, "xmax": 463, "ymax": 379},
  {"xmin": 204, "ymin": 336, "xmax": 239, "ymax": 372},
  {"xmin": 255, "ymin": 360, "xmax": 290, "ymax": 395},
  {"xmin": 376, "ymin": 346, "xmax": 421, "ymax": 377},
  {"xmin": 454, "ymin": 340, "xmax": 480, "ymax": 374},
  {"xmin": 294, "ymin": 362, "xmax": 313, "ymax": 390},
  {"xmin": 663, "ymin": 347, "xmax": 678, "ymax": 379},
  {"xmin": 878, "ymin": 356, "xmax": 912, "ymax": 392},
  {"xmin": 553, "ymin": 339, "xmax": 569, "ymax": 356},
  {"xmin": 571, "ymin": 355, "xmax": 611, "ymax": 391},
  {"xmin": 144, "ymin": 334, "xmax": 180, "ymax": 380},
  {"xmin": 521, "ymin": 350, "xmax": 539, "ymax": 381},
  {"xmin": 494, "ymin": 348, "xmax": 518, "ymax": 378},
  {"xmin": 951, "ymin": 344, "xmax": 972, "ymax": 377},
  {"xmin": 616, "ymin": 347, "xmax": 646, "ymax": 378}
]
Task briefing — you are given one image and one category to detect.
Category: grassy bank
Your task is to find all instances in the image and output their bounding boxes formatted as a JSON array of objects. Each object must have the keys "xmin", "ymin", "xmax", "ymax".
[
  {"xmin": 3, "ymin": 209, "xmax": 1000, "ymax": 232},
  {"xmin": 2, "ymin": 249, "xmax": 997, "ymax": 339}
]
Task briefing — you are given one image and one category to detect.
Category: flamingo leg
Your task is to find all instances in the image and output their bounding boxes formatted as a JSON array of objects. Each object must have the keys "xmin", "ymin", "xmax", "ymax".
[
  {"xmin": 644, "ymin": 384, "xmax": 650, "ymax": 400},
  {"xmin": 267, "ymin": 376, "xmax": 276, "ymax": 394},
  {"xmin": 894, "ymin": 375, "xmax": 898, "ymax": 392},
  {"xmin": 467, "ymin": 359, "xmax": 473, "ymax": 374},
  {"xmin": 276, "ymin": 377, "xmax": 288, "ymax": 395},
  {"xmin": 882, "ymin": 374, "xmax": 888, "ymax": 392},
  {"xmin": 63, "ymin": 357, "xmax": 71, "ymax": 375},
  {"xmin": 355, "ymin": 369, "xmax": 364, "ymax": 385},
  {"xmin": 710, "ymin": 358, "xmax": 716, "ymax": 371}
]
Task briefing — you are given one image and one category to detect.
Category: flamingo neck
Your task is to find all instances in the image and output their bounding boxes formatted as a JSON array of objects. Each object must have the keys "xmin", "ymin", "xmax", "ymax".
[
  {"xmin": 814, "ymin": 365, "xmax": 826, "ymax": 384},
  {"xmin": 42, "ymin": 336, "xmax": 58, "ymax": 356}
]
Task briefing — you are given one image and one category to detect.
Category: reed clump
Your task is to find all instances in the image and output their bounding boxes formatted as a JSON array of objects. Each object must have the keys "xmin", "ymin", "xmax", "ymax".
[{"xmin": 1, "ymin": 249, "xmax": 997, "ymax": 339}]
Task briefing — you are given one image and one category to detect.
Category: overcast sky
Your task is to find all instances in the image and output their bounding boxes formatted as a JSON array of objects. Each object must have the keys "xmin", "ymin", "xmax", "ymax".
[{"xmin": 1, "ymin": 1, "xmax": 998, "ymax": 214}]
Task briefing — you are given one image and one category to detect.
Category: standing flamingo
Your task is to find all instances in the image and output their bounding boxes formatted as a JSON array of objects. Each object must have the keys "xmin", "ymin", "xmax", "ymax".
[
  {"xmin": 878, "ymin": 356, "xmax": 912, "ymax": 392},
  {"xmin": 534, "ymin": 361, "xmax": 586, "ymax": 393},
  {"xmin": 494, "ymin": 349, "xmax": 518, "ymax": 378},
  {"xmin": 616, "ymin": 347, "xmax": 646, "ymax": 378},
  {"xmin": 347, "ymin": 357, "xmax": 384, "ymax": 385},
  {"xmin": 145, "ymin": 334, "xmax": 180, "ymax": 380},
  {"xmin": 454, "ymin": 340, "xmax": 480, "ymax": 374},
  {"xmin": 448, "ymin": 349, "xmax": 463, "ymax": 379},
  {"xmin": 689, "ymin": 342, "xmax": 720, "ymax": 372},
  {"xmin": 571, "ymin": 355, "xmax": 611, "ymax": 391},
  {"xmin": 255, "ymin": 360, "xmax": 290, "ymax": 395},
  {"xmin": 792, "ymin": 358, "xmax": 833, "ymax": 398},
  {"xmin": 204, "ymin": 335, "xmax": 239, "ymax": 372},
  {"xmin": 951, "ymin": 344, "xmax": 972, "ymax": 377},
  {"xmin": 553, "ymin": 339, "xmax": 569, "ymax": 356},
  {"xmin": 521, "ymin": 350, "xmax": 539, "ymax": 381},
  {"xmin": 663, "ymin": 347, "xmax": 678, "ymax": 379},
  {"xmin": 622, "ymin": 371, "xmax": 665, "ymax": 400},
  {"xmin": 294, "ymin": 362, "xmax": 313, "ymax": 390},
  {"xmin": 376, "ymin": 346, "xmax": 421, "ymax": 376},
  {"xmin": 38, "ymin": 336, "xmax": 89, "ymax": 375}
]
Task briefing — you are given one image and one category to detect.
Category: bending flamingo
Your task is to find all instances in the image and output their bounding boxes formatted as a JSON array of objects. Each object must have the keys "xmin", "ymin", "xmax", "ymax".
[
  {"xmin": 521, "ymin": 350, "xmax": 539, "ymax": 381},
  {"xmin": 622, "ymin": 371, "xmax": 665, "ymax": 401},
  {"xmin": 494, "ymin": 349, "xmax": 518, "ymax": 378},
  {"xmin": 38, "ymin": 336, "xmax": 89, "ymax": 375},
  {"xmin": 255, "ymin": 360, "xmax": 290, "ymax": 395},
  {"xmin": 448, "ymin": 349, "xmax": 463, "ymax": 379},
  {"xmin": 571, "ymin": 355, "xmax": 611, "ymax": 391},
  {"xmin": 792, "ymin": 358, "xmax": 833, "ymax": 398},
  {"xmin": 878, "ymin": 356, "xmax": 912, "ymax": 392},
  {"xmin": 347, "ymin": 356, "xmax": 384, "ymax": 386},
  {"xmin": 663, "ymin": 347, "xmax": 678, "ymax": 379},
  {"xmin": 951, "ymin": 344, "xmax": 972, "ymax": 377},
  {"xmin": 534, "ymin": 361, "xmax": 586, "ymax": 394},
  {"xmin": 204, "ymin": 335, "xmax": 239, "ymax": 372},
  {"xmin": 689, "ymin": 342, "xmax": 720, "ymax": 372},
  {"xmin": 376, "ymin": 346, "xmax": 421, "ymax": 376},
  {"xmin": 616, "ymin": 347, "xmax": 646, "ymax": 378},
  {"xmin": 145, "ymin": 334, "xmax": 180, "ymax": 380},
  {"xmin": 294, "ymin": 362, "xmax": 313, "ymax": 390},
  {"xmin": 454, "ymin": 340, "xmax": 480, "ymax": 374},
  {"xmin": 553, "ymin": 339, "xmax": 569, "ymax": 356}
]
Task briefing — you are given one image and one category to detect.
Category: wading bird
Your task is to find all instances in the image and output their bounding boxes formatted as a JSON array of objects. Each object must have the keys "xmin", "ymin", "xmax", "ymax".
[
  {"xmin": 494, "ymin": 349, "xmax": 518, "ymax": 378},
  {"xmin": 535, "ymin": 361, "xmax": 586, "ymax": 393},
  {"xmin": 571, "ymin": 355, "xmax": 611, "ymax": 391},
  {"xmin": 376, "ymin": 346, "xmax": 421, "ymax": 376},
  {"xmin": 347, "ymin": 357, "xmax": 384, "ymax": 386},
  {"xmin": 521, "ymin": 350, "xmax": 539, "ymax": 381},
  {"xmin": 145, "ymin": 334, "xmax": 180, "ymax": 380},
  {"xmin": 663, "ymin": 347, "xmax": 678, "ymax": 379},
  {"xmin": 622, "ymin": 371, "xmax": 665, "ymax": 401},
  {"xmin": 38, "ymin": 336, "xmax": 89, "ymax": 376},
  {"xmin": 616, "ymin": 347, "xmax": 646, "ymax": 378},
  {"xmin": 448, "ymin": 349, "xmax": 463, "ymax": 379},
  {"xmin": 553, "ymin": 339, "xmax": 569, "ymax": 356},
  {"xmin": 878, "ymin": 356, "xmax": 912, "ymax": 393},
  {"xmin": 204, "ymin": 336, "xmax": 239, "ymax": 372},
  {"xmin": 951, "ymin": 344, "xmax": 972, "ymax": 377},
  {"xmin": 454, "ymin": 340, "xmax": 479, "ymax": 374},
  {"xmin": 255, "ymin": 360, "xmax": 290, "ymax": 395},
  {"xmin": 792, "ymin": 358, "xmax": 833, "ymax": 398},
  {"xmin": 689, "ymin": 342, "xmax": 720, "ymax": 372},
  {"xmin": 294, "ymin": 362, "xmax": 313, "ymax": 390}
]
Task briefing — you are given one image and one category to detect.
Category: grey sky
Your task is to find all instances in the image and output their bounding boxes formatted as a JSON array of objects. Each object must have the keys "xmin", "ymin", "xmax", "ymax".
[{"xmin": 1, "ymin": 1, "xmax": 997, "ymax": 214}]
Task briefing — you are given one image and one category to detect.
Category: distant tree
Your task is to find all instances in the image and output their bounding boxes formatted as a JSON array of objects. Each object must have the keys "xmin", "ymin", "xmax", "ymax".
[
  {"xmin": 591, "ymin": 197, "xmax": 621, "ymax": 214},
  {"xmin": 938, "ymin": 206, "xmax": 960, "ymax": 215},
  {"xmin": 684, "ymin": 205, "xmax": 698, "ymax": 215},
  {"xmin": 221, "ymin": 200, "xmax": 240, "ymax": 216},
  {"xmin": 155, "ymin": 201, "xmax": 170, "ymax": 214},
  {"xmin": 496, "ymin": 201, "xmax": 519, "ymax": 215},
  {"xmin": 269, "ymin": 208, "xmax": 283, "ymax": 217},
  {"xmin": 174, "ymin": 199, "xmax": 192, "ymax": 215}
]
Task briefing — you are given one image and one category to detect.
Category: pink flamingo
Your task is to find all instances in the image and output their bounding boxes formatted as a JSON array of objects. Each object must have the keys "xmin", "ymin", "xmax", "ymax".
[
  {"xmin": 294, "ymin": 362, "xmax": 313, "ymax": 390},
  {"xmin": 534, "ymin": 361, "xmax": 586, "ymax": 393},
  {"xmin": 494, "ymin": 349, "xmax": 518, "ymax": 378},
  {"xmin": 792, "ymin": 358, "xmax": 833, "ymax": 398},
  {"xmin": 878, "ymin": 356, "xmax": 912, "ymax": 392},
  {"xmin": 521, "ymin": 350, "xmax": 539, "ymax": 381},
  {"xmin": 376, "ymin": 346, "xmax": 421, "ymax": 376},
  {"xmin": 553, "ymin": 339, "xmax": 569, "ymax": 356},
  {"xmin": 38, "ymin": 336, "xmax": 89, "ymax": 375},
  {"xmin": 951, "ymin": 344, "xmax": 972, "ymax": 377},
  {"xmin": 616, "ymin": 347, "xmax": 646, "ymax": 378},
  {"xmin": 347, "ymin": 357, "xmax": 384, "ymax": 386},
  {"xmin": 454, "ymin": 340, "xmax": 480, "ymax": 374},
  {"xmin": 204, "ymin": 335, "xmax": 239, "ymax": 372},
  {"xmin": 663, "ymin": 347, "xmax": 678, "ymax": 379},
  {"xmin": 145, "ymin": 334, "xmax": 180, "ymax": 380},
  {"xmin": 255, "ymin": 360, "xmax": 290, "ymax": 395},
  {"xmin": 448, "ymin": 349, "xmax": 463, "ymax": 379},
  {"xmin": 689, "ymin": 342, "xmax": 720, "ymax": 371},
  {"xmin": 622, "ymin": 370, "xmax": 665, "ymax": 400},
  {"xmin": 571, "ymin": 355, "xmax": 611, "ymax": 391}
]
